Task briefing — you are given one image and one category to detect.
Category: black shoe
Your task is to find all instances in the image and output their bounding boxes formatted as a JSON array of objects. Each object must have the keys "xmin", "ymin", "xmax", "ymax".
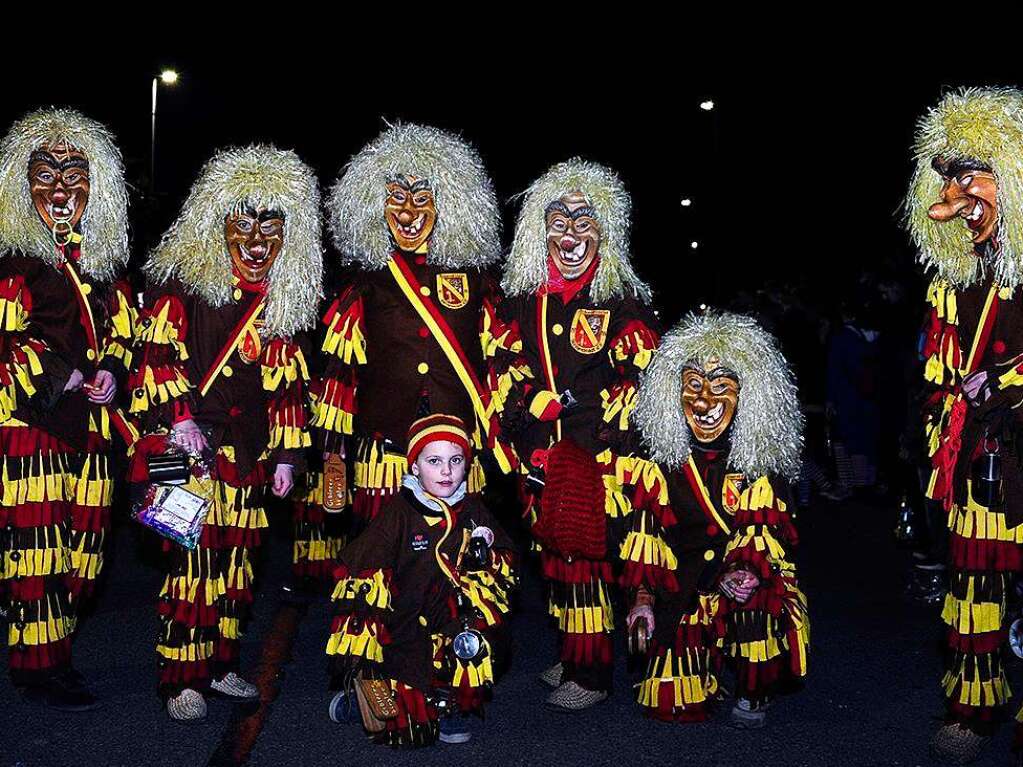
[{"xmin": 22, "ymin": 670, "xmax": 100, "ymax": 712}]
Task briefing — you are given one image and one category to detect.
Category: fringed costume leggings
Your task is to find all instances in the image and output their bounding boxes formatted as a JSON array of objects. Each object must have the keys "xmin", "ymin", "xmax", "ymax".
[
  {"xmin": 291, "ymin": 467, "xmax": 344, "ymax": 580},
  {"xmin": 638, "ymin": 583, "xmax": 809, "ymax": 722},
  {"xmin": 1, "ymin": 418, "xmax": 112, "ymax": 684},
  {"xmin": 941, "ymin": 490, "xmax": 1023, "ymax": 736},
  {"xmin": 156, "ymin": 446, "xmax": 267, "ymax": 698},
  {"xmin": 542, "ymin": 554, "xmax": 614, "ymax": 692}
]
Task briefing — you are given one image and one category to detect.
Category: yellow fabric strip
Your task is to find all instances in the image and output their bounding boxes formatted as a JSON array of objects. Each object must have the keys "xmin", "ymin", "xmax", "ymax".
[
  {"xmin": 686, "ymin": 455, "xmax": 732, "ymax": 536},
  {"xmin": 536, "ymin": 294, "xmax": 562, "ymax": 443},
  {"xmin": 528, "ymin": 390, "xmax": 560, "ymax": 420},
  {"xmin": 200, "ymin": 298, "xmax": 265, "ymax": 397},
  {"xmin": 963, "ymin": 284, "xmax": 999, "ymax": 376}
]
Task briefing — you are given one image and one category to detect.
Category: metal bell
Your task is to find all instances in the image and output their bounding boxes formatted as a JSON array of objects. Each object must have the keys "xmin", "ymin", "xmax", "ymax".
[
  {"xmin": 893, "ymin": 496, "xmax": 919, "ymax": 546},
  {"xmin": 1011, "ymin": 618, "xmax": 1023, "ymax": 659},
  {"xmin": 971, "ymin": 437, "xmax": 1003, "ymax": 508}
]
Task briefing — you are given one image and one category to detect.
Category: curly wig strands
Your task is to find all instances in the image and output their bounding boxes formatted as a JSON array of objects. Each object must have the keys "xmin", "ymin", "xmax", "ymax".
[
  {"xmin": 907, "ymin": 87, "xmax": 1023, "ymax": 289},
  {"xmin": 633, "ymin": 310, "xmax": 803, "ymax": 479},
  {"xmin": 0, "ymin": 107, "xmax": 128, "ymax": 280},
  {"xmin": 503, "ymin": 158, "xmax": 650, "ymax": 303},
  {"xmin": 145, "ymin": 145, "xmax": 323, "ymax": 339},
  {"xmin": 327, "ymin": 122, "xmax": 501, "ymax": 270}
]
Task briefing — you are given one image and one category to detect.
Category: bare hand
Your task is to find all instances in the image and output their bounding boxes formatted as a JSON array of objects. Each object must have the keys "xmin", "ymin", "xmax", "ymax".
[
  {"xmin": 171, "ymin": 419, "xmax": 209, "ymax": 455},
  {"xmin": 627, "ymin": 603, "xmax": 655, "ymax": 635},
  {"xmin": 86, "ymin": 370, "xmax": 116, "ymax": 404},
  {"xmin": 963, "ymin": 370, "xmax": 991, "ymax": 405},
  {"xmin": 64, "ymin": 369, "xmax": 84, "ymax": 393},
  {"xmin": 272, "ymin": 464, "xmax": 294, "ymax": 498},
  {"xmin": 719, "ymin": 569, "xmax": 760, "ymax": 604}
]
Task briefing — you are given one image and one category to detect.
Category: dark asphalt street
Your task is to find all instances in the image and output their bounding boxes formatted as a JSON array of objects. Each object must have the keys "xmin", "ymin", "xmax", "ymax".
[{"xmin": 1, "ymin": 496, "xmax": 1017, "ymax": 767}]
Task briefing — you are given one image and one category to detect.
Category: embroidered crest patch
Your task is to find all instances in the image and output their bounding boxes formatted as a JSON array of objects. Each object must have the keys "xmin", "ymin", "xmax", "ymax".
[
  {"xmin": 722, "ymin": 473, "xmax": 745, "ymax": 514},
  {"xmin": 570, "ymin": 308, "xmax": 610, "ymax": 354},
  {"xmin": 410, "ymin": 533, "xmax": 430, "ymax": 552},
  {"xmin": 436, "ymin": 273, "xmax": 469, "ymax": 309}
]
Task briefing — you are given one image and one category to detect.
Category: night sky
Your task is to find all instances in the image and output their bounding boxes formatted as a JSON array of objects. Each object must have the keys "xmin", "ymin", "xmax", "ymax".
[{"xmin": 4, "ymin": 54, "xmax": 1019, "ymax": 330}]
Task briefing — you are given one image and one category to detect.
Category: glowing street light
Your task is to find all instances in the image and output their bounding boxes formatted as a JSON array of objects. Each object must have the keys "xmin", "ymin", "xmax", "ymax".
[
  {"xmin": 151, "ymin": 69, "xmax": 180, "ymax": 193},
  {"xmin": 700, "ymin": 100, "xmax": 714, "ymax": 111},
  {"xmin": 680, "ymin": 198, "xmax": 692, "ymax": 207}
]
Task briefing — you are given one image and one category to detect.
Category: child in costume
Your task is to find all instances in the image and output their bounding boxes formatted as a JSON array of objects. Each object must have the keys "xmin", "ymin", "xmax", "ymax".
[
  {"xmin": 619, "ymin": 311, "xmax": 809, "ymax": 727},
  {"xmin": 325, "ymin": 414, "xmax": 516, "ymax": 747}
]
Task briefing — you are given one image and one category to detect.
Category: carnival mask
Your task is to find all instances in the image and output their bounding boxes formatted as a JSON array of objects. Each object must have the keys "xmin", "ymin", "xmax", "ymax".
[
  {"xmin": 546, "ymin": 191, "xmax": 600, "ymax": 280},
  {"xmin": 28, "ymin": 141, "xmax": 90, "ymax": 244},
  {"xmin": 225, "ymin": 207, "xmax": 285, "ymax": 283},
  {"xmin": 681, "ymin": 357, "xmax": 739, "ymax": 443},
  {"xmin": 928, "ymin": 159, "xmax": 998, "ymax": 246},
  {"xmin": 386, "ymin": 174, "xmax": 436, "ymax": 253}
]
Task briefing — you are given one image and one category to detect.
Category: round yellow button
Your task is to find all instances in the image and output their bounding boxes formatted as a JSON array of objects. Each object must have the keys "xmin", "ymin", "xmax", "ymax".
[
  {"xmin": 417, "ymin": 362, "xmax": 429, "ymax": 375},
  {"xmin": 222, "ymin": 365, "xmax": 233, "ymax": 378},
  {"xmin": 419, "ymin": 285, "xmax": 431, "ymax": 297},
  {"xmin": 80, "ymin": 283, "xmax": 92, "ymax": 296},
  {"xmin": 703, "ymin": 549, "xmax": 715, "ymax": 562},
  {"xmin": 233, "ymin": 288, "xmax": 243, "ymax": 300},
  {"xmin": 86, "ymin": 349, "xmax": 96, "ymax": 361},
  {"xmin": 552, "ymin": 323, "xmax": 564, "ymax": 336}
]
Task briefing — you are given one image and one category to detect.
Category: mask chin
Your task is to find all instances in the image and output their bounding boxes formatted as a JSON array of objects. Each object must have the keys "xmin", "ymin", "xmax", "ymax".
[{"xmin": 687, "ymin": 420, "xmax": 733, "ymax": 453}]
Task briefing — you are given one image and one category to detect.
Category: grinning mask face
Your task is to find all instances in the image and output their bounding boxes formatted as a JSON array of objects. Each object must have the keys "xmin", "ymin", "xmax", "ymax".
[
  {"xmin": 28, "ymin": 141, "xmax": 90, "ymax": 245},
  {"xmin": 386, "ymin": 174, "xmax": 436, "ymax": 253},
  {"xmin": 545, "ymin": 191, "xmax": 600, "ymax": 279},
  {"xmin": 927, "ymin": 158, "xmax": 998, "ymax": 247},
  {"xmin": 225, "ymin": 206, "xmax": 285, "ymax": 283},
  {"xmin": 681, "ymin": 356, "xmax": 740, "ymax": 444}
]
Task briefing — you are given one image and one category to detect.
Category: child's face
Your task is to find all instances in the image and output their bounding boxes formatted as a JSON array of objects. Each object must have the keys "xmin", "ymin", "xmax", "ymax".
[{"xmin": 412, "ymin": 440, "xmax": 467, "ymax": 498}]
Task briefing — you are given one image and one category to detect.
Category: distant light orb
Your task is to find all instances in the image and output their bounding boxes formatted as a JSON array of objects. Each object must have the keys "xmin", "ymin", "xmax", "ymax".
[
  {"xmin": 681, "ymin": 198, "xmax": 692, "ymax": 207},
  {"xmin": 700, "ymin": 100, "xmax": 714, "ymax": 111},
  {"xmin": 699, "ymin": 303, "xmax": 708, "ymax": 311},
  {"xmin": 160, "ymin": 70, "xmax": 179, "ymax": 85},
  {"xmin": 690, "ymin": 241, "xmax": 699, "ymax": 249}
]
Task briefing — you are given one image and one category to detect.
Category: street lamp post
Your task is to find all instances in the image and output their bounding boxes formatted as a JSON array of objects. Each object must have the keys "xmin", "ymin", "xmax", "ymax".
[{"xmin": 150, "ymin": 69, "xmax": 178, "ymax": 194}]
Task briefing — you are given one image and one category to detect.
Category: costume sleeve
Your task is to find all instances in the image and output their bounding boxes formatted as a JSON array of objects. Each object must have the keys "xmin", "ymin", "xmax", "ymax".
[
  {"xmin": 458, "ymin": 507, "xmax": 518, "ymax": 629},
  {"xmin": 613, "ymin": 454, "xmax": 680, "ymax": 595},
  {"xmin": 718, "ymin": 475, "xmax": 809, "ymax": 677},
  {"xmin": 309, "ymin": 284, "xmax": 365, "ymax": 450},
  {"xmin": 325, "ymin": 508, "xmax": 398, "ymax": 676},
  {"xmin": 262, "ymin": 336, "xmax": 312, "ymax": 470},
  {"xmin": 600, "ymin": 308, "xmax": 660, "ymax": 442},
  {"xmin": 979, "ymin": 291, "xmax": 1023, "ymax": 410},
  {"xmin": 477, "ymin": 277, "xmax": 521, "ymax": 472},
  {"xmin": 98, "ymin": 277, "xmax": 138, "ymax": 387},
  {"xmin": 0, "ymin": 272, "xmax": 70, "ymax": 422},
  {"xmin": 483, "ymin": 294, "xmax": 532, "ymax": 467},
  {"xmin": 127, "ymin": 282, "xmax": 194, "ymax": 431}
]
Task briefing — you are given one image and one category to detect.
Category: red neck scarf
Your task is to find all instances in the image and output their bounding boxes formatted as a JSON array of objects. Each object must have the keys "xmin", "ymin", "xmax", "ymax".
[
  {"xmin": 542, "ymin": 256, "xmax": 599, "ymax": 305},
  {"xmin": 231, "ymin": 266, "xmax": 268, "ymax": 295}
]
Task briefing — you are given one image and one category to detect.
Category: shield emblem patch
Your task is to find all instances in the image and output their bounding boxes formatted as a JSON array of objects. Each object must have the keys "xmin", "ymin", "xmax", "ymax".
[
  {"xmin": 436, "ymin": 273, "xmax": 469, "ymax": 309},
  {"xmin": 570, "ymin": 309, "xmax": 610, "ymax": 354},
  {"xmin": 722, "ymin": 473, "xmax": 745, "ymax": 514}
]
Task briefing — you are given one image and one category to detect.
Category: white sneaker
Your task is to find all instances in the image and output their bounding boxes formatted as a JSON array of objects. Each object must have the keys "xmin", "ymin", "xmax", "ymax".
[
  {"xmin": 167, "ymin": 689, "xmax": 207, "ymax": 722},
  {"xmin": 538, "ymin": 662, "xmax": 563, "ymax": 688},
  {"xmin": 210, "ymin": 672, "xmax": 259, "ymax": 701},
  {"xmin": 729, "ymin": 698, "xmax": 770, "ymax": 729},
  {"xmin": 545, "ymin": 681, "xmax": 607, "ymax": 711}
]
